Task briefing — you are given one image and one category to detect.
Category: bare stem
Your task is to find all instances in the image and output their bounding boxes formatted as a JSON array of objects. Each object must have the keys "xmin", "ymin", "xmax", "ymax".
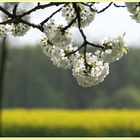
[{"xmin": 40, "ymin": 4, "xmax": 67, "ymax": 27}]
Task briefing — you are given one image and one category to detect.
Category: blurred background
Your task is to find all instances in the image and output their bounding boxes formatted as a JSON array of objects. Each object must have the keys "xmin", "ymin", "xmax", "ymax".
[
  {"xmin": 1, "ymin": 44, "xmax": 140, "ymax": 109},
  {"xmin": 1, "ymin": 2, "xmax": 140, "ymax": 137},
  {"xmin": 0, "ymin": 2, "xmax": 140, "ymax": 109}
]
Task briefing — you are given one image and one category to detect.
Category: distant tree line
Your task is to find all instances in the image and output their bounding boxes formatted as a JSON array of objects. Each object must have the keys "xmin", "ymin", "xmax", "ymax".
[{"xmin": 1, "ymin": 46, "xmax": 140, "ymax": 109}]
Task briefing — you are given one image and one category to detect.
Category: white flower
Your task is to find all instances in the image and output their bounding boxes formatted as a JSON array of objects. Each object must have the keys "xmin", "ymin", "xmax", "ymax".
[
  {"xmin": 11, "ymin": 10, "xmax": 30, "ymax": 36},
  {"xmin": 51, "ymin": 46, "xmax": 71, "ymax": 69},
  {"xmin": 72, "ymin": 53, "xmax": 109, "ymax": 87},
  {"xmin": 61, "ymin": 3, "xmax": 96, "ymax": 28},
  {"xmin": 41, "ymin": 37, "xmax": 71, "ymax": 69},
  {"xmin": 11, "ymin": 23, "xmax": 30, "ymax": 36},
  {"xmin": 0, "ymin": 24, "xmax": 11, "ymax": 37},
  {"xmin": 125, "ymin": 2, "xmax": 140, "ymax": 22},
  {"xmin": 41, "ymin": 34, "xmax": 77, "ymax": 70},
  {"xmin": 41, "ymin": 36, "xmax": 55, "ymax": 57},
  {"xmin": 95, "ymin": 35, "xmax": 128, "ymax": 63},
  {"xmin": 44, "ymin": 20, "xmax": 71, "ymax": 48}
]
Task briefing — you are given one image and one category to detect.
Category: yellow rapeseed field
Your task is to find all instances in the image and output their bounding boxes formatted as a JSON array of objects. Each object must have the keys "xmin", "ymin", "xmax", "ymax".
[{"xmin": 1, "ymin": 109, "xmax": 140, "ymax": 136}]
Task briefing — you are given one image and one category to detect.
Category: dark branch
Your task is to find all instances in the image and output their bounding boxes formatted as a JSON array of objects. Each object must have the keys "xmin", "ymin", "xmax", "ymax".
[
  {"xmin": 81, "ymin": 2, "xmax": 96, "ymax": 12},
  {"xmin": 20, "ymin": 2, "xmax": 65, "ymax": 18},
  {"xmin": 0, "ymin": 2, "xmax": 107, "ymax": 56},
  {"xmin": 97, "ymin": 2, "xmax": 113, "ymax": 13},
  {"xmin": 0, "ymin": 5, "xmax": 13, "ymax": 17},
  {"xmin": 73, "ymin": 3, "xmax": 91, "ymax": 68},
  {"xmin": 113, "ymin": 3, "xmax": 126, "ymax": 8},
  {"xmin": 20, "ymin": 19, "xmax": 44, "ymax": 32},
  {"xmin": 13, "ymin": 4, "xmax": 18, "ymax": 15},
  {"xmin": 69, "ymin": 2, "xmax": 104, "ymax": 68},
  {"xmin": 0, "ymin": 19, "xmax": 13, "ymax": 25},
  {"xmin": 0, "ymin": 14, "xmax": 44, "ymax": 32},
  {"xmin": 87, "ymin": 41, "xmax": 104, "ymax": 49},
  {"xmin": 73, "ymin": 3, "xmax": 86, "ymax": 41},
  {"xmin": 40, "ymin": 4, "xmax": 67, "ymax": 27},
  {"xmin": 66, "ymin": 43, "xmax": 85, "ymax": 56},
  {"xmin": 62, "ymin": 17, "xmax": 77, "ymax": 32}
]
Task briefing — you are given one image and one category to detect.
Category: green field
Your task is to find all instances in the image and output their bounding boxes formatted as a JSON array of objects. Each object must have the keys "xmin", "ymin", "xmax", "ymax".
[{"xmin": 1, "ymin": 109, "xmax": 140, "ymax": 136}]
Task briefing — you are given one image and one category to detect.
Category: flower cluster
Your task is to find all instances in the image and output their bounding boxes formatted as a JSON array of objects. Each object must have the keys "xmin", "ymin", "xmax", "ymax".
[
  {"xmin": 95, "ymin": 35, "xmax": 128, "ymax": 63},
  {"xmin": 44, "ymin": 20, "xmax": 71, "ymax": 48},
  {"xmin": 41, "ymin": 36, "xmax": 55, "ymax": 57},
  {"xmin": 125, "ymin": 2, "xmax": 140, "ymax": 23},
  {"xmin": 51, "ymin": 47, "xmax": 72, "ymax": 69},
  {"xmin": 0, "ymin": 10, "xmax": 30, "ymax": 37},
  {"xmin": 41, "ymin": 16, "xmax": 127, "ymax": 88},
  {"xmin": 61, "ymin": 3, "xmax": 96, "ymax": 28},
  {"xmin": 0, "ymin": 3, "xmax": 130, "ymax": 88},
  {"xmin": 41, "ymin": 20, "xmax": 77, "ymax": 69},
  {"xmin": 0, "ymin": 24, "xmax": 10, "ymax": 37},
  {"xmin": 11, "ymin": 23, "xmax": 30, "ymax": 36},
  {"xmin": 11, "ymin": 10, "xmax": 30, "ymax": 36},
  {"xmin": 41, "ymin": 29, "xmax": 128, "ymax": 87},
  {"xmin": 72, "ymin": 53, "xmax": 109, "ymax": 87},
  {"xmin": 41, "ymin": 35, "xmax": 76, "ymax": 69}
]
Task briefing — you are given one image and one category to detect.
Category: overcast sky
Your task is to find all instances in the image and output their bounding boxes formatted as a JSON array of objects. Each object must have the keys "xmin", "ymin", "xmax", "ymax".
[{"xmin": 5, "ymin": 2, "xmax": 140, "ymax": 48}]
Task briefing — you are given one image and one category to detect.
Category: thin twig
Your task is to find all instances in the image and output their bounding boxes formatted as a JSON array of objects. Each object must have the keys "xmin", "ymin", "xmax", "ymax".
[
  {"xmin": 113, "ymin": 3, "xmax": 126, "ymax": 8},
  {"xmin": 66, "ymin": 43, "xmax": 85, "ymax": 56},
  {"xmin": 40, "ymin": 4, "xmax": 67, "ymax": 26},
  {"xmin": 62, "ymin": 17, "xmax": 77, "ymax": 32},
  {"xmin": 73, "ymin": 3, "xmax": 90, "ymax": 68},
  {"xmin": 81, "ymin": 2, "xmax": 96, "ymax": 12},
  {"xmin": 0, "ymin": 2, "xmax": 105, "ymax": 54},
  {"xmin": 0, "ymin": 6, "xmax": 13, "ymax": 17},
  {"xmin": 20, "ymin": 19, "xmax": 44, "ymax": 32},
  {"xmin": 13, "ymin": 4, "xmax": 18, "ymax": 15},
  {"xmin": 20, "ymin": 2, "xmax": 65, "ymax": 18},
  {"xmin": 0, "ymin": 19, "xmax": 13, "ymax": 25},
  {"xmin": 87, "ymin": 41, "xmax": 103, "ymax": 49},
  {"xmin": 97, "ymin": 2, "xmax": 113, "ymax": 13}
]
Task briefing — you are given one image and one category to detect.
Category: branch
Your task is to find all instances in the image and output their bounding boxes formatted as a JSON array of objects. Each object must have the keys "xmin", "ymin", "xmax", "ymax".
[
  {"xmin": 65, "ymin": 3, "xmax": 104, "ymax": 69},
  {"xmin": 73, "ymin": 3, "xmax": 86, "ymax": 40},
  {"xmin": 0, "ymin": 14, "xmax": 44, "ymax": 32},
  {"xmin": 113, "ymin": 3, "xmax": 126, "ymax": 8},
  {"xmin": 97, "ymin": 2, "xmax": 113, "ymax": 13},
  {"xmin": 0, "ymin": 19, "xmax": 13, "ymax": 25},
  {"xmin": 66, "ymin": 43, "xmax": 85, "ymax": 56},
  {"xmin": 62, "ymin": 17, "xmax": 77, "ymax": 32},
  {"xmin": 81, "ymin": 2, "xmax": 96, "ymax": 12},
  {"xmin": 40, "ymin": 3, "xmax": 68, "ymax": 27},
  {"xmin": 13, "ymin": 4, "xmax": 18, "ymax": 15},
  {"xmin": 87, "ymin": 41, "xmax": 104, "ymax": 49},
  {"xmin": 0, "ymin": 2, "xmax": 104, "ymax": 55},
  {"xmin": 20, "ymin": 19, "xmax": 44, "ymax": 32},
  {"xmin": 20, "ymin": 2, "xmax": 65, "ymax": 18},
  {"xmin": 73, "ymin": 3, "xmax": 90, "ymax": 68},
  {"xmin": 0, "ymin": 5, "xmax": 13, "ymax": 17}
]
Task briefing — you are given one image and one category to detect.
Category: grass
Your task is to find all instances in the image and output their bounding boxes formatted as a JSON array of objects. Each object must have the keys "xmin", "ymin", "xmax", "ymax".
[{"xmin": 1, "ymin": 109, "xmax": 140, "ymax": 136}]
